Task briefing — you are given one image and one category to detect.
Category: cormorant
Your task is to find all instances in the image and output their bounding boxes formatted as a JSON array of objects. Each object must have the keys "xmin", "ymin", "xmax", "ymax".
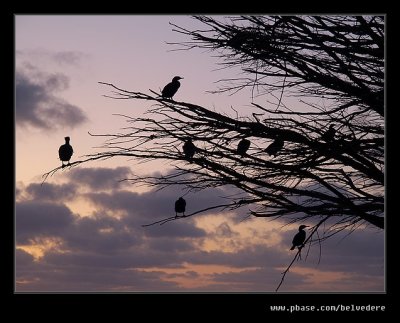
[
  {"xmin": 226, "ymin": 32, "xmax": 246, "ymax": 49},
  {"xmin": 237, "ymin": 138, "xmax": 251, "ymax": 157},
  {"xmin": 161, "ymin": 76, "xmax": 183, "ymax": 99},
  {"xmin": 265, "ymin": 138, "xmax": 284, "ymax": 157},
  {"xmin": 175, "ymin": 197, "xmax": 186, "ymax": 217},
  {"xmin": 183, "ymin": 139, "xmax": 196, "ymax": 160},
  {"xmin": 58, "ymin": 136, "xmax": 73, "ymax": 167},
  {"xmin": 321, "ymin": 124, "xmax": 336, "ymax": 142},
  {"xmin": 290, "ymin": 225, "xmax": 309, "ymax": 250}
]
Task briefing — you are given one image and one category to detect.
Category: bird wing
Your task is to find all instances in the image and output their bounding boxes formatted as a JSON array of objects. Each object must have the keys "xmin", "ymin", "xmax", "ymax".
[
  {"xmin": 59, "ymin": 145, "xmax": 73, "ymax": 161},
  {"xmin": 238, "ymin": 140, "xmax": 250, "ymax": 152},
  {"xmin": 265, "ymin": 142, "xmax": 276, "ymax": 153},
  {"xmin": 162, "ymin": 83, "xmax": 172, "ymax": 96},
  {"xmin": 175, "ymin": 199, "xmax": 186, "ymax": 212},
  {"xmin": 162, "ymin": 81, "xmax": 180, "ymax": 98},
  {"xmin": 58, "ymin": 145, "xmax": 63, "ymax": 159},
  {"xmin": 292, "ymin": 231, "xmax": 306, "ymax": 246}
]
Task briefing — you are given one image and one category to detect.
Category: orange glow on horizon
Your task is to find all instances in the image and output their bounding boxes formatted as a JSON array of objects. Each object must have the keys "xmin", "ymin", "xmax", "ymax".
[{"xmin": 138, "ymin": 263, "xmax": 261, "ymax": 290}]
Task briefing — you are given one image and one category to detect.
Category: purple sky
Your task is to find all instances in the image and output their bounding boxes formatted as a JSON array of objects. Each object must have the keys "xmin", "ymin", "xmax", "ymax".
[{"xmin": 15, "ymin": 15, "xmax": 384, "ymax": 292}]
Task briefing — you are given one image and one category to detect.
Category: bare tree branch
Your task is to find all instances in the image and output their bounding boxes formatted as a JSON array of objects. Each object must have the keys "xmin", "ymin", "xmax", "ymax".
[
  {"xmin": 43, "ymin": 15, "xmax": 384, "ymax": 291},
  {"xmin": 275, "ymin": 217, "xmax": 329, "ymax": 292}
]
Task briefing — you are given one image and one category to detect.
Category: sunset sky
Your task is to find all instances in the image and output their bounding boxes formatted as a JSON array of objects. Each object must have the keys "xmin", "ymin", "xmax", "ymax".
[{"xmin": 15, "ymin": 15, "xmax": 384, "ymax": 292}]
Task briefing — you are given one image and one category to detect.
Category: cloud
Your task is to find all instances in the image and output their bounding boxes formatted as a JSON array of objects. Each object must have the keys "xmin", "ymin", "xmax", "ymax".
[
  {"xmin": 16, "ymin": 49, "xmax": 88, "ymax": 67},
  {"xmin": 15, "ymin": 166, "xmax": 385, "ymax": 292},
  {"xmin": 68, "ymin": 167, "xmax": 132, "ymax": 190},
  {"xmin": 16, "ymin": 248, "xmax": 35, "ymax": 267},
  {"xmin": 303, "ymin": 228, "xmax": 384, "ymax": 276},
  {"xmin": 15, "ymin": 252, "xmax": 181, "ymax": 292},
  {"xmin": 184, "ymin": 246, "xmax": 286, "ymax": 268},
  {"xmin": 16, "ymin": 201, "xmax": 75, "ymax": 244},
  {"xmin": 16, "ymin": 186, "xmax": 22, "ymax": 199},
  {"xmin": 204, "ymin": 267, "xmax": 306, "ymax": 291},
  {"xmin": 25, "ymin": 182, "xmax": 77, "ymax": 202},
  {"xmin": 143, "ymin": 220, "xmax": 207, "ymax": 238},
  {"xmin": 215, "ymin": 222, "xmax": 237, "ymax": 238},
  {"xmin": 147, "ymin": 237, "xmax": 196, "ymax": 252},
  {"xmin": 62, "ymin": 213, "xmax": 142, "ymax": 254},
  {"xmin": 85, "ymin": 184, "xmax": 240, "ymax": 223},
  {"xmin": 52, "ymin": 51, "xmax": 88, "ymax": 66},
  {"xmin": 15, "ymin": 66, "xmax": 88, "ymax": 130}
]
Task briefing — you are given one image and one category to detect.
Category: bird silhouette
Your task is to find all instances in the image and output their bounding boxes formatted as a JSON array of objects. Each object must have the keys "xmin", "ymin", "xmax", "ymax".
[
  {"xmin": 58, "ymin": 136, "xmax": 73, "ymax": 168},
  {"xmin": 290, "ymin": 225, "xmax": 309, "ymax": 250},
  {"xmin": 161, "ymin": 76, "xmax": 183, "ymax": 99},
  {"xmin": 175, "ymin": 197, "xmax": 186, "ymax": 217},
  {"xmin": 321, "ymin": 124, "xmax": 336, "ymax": 142},
  {"xmin": 265, "ymin": 138, "xmax": 284, "ymax": 157},
  {"xmin": 226, "ymin": 32, "xmax": 246, "ymax": 49},
  {"xmin": 237, "ymin": 138, "xmax": 251, "ymax": 157},
  {"xmin": 182, "ymin": 139, "xmax": 196, "ymax": 161}
]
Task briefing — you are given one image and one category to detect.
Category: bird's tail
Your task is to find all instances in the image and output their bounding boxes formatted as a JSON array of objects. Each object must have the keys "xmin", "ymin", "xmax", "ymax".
[{"xmin": 290, "ymin": 245, "xmax": 295, "ymax": 250}]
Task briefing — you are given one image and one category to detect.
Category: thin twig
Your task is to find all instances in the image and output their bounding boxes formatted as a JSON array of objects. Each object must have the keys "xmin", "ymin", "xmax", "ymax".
[
  {"xmin": 141, "ymin": 202, "xmax": 240, "ymax": 227},
  {"xmin": 275, "ymin": 217, "xmax": 329, "ymax": 292}
]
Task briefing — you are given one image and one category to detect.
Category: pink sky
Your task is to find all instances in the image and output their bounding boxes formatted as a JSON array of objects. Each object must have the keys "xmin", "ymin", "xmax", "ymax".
[{"xmin": 15, "ymin": 15, "xmax": 384, "ymax": 292}]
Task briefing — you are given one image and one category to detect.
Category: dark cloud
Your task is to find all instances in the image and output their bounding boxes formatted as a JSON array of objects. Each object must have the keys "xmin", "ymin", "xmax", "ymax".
[
  {"xmin": 16, "ymin": 248, "xmax": 35, "ymax": 267},
  {"xmin": 304, "ymin": 228, "xmax": 384, "ymax": 277},
  {"xmin": 16, "ymin": 67, "xmax": 87, "ymax": 130},
  {"xmin": 63, "ymin": 213, "xmax": 141, "ymax": 254},
  {"xmin": 42, "ymin": 247, "xmax": 183, "ymax": 270},
  {"xmin": 15, "ymin": 258, "xmax": 181, "ymax": 292},
  {"xmin": 205, "ymin": 267, "xmax": 307, "ymax": 291},
  {"xmin": 147, "ymin": 237, "xmax": 195, "ymax": 252},
  {"xmin": 44, "ymin": 73, "xmax": 69, "ymax": 91},
  {"xmin": 198, "ymin": 237, "xmax": 383, "ymax": 292},
  {"xmin": 280, "ymin": 225, "xmax": 384, "ymax": 268},
  {"xmin": 16, "ymin": 186, "xmax": 21, "ymax": 199},
  {"xmin": 185, "ymin": 246, "xmax": 286, "ymax": 268},
  {"xmin": 68, "ymin": 167, "xmax": 132, "ymax": 190},
  {"xmin": 15, "ymin": 166, "xmax": 384, "ymax": 292},
  {"xmin": 16, "ymin": 201, "xmax": 75, "ymax": 244},
  {"xmin": 25, "ymin": 182, "xmax": 77, "ymax": 202},
  {"xmin": 70, "ymin": 167, "xmax": 248, "ymax": 223},
  {"xmin": 85, "ymin": 185, "xmax": 238, "ymax": 223},
  {"xmin": 143, "ymin": 221, "xmax": 206, "ymax": 238}
]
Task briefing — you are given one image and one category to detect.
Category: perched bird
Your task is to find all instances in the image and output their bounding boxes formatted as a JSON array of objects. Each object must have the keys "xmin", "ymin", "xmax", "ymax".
[
  {"xmin": 58, "ymin": 136, "xmax": 73, "ymax": 167},
  {"xmin": 183, "ymin": 139, "xmax": 196, "ymax": 160},
  {"xmin": 175, "ymin": 197, "xmax": 186, "ymax": 217},
  {"xmin": 290, "ymin": 225, "xmax": 309, "ymax": 250},
  {"xmin": 265, "ymin": 138, "xmax": 284, "ymax": 157},
  {"xmin": 226, "ymin": 32, "xmax": 246, "ymax": 49},
  {"xmin": 237, "ymin": 138, "xmax": 251, "ymax": 157},
  {"xmin": 161, "ymin": 76, "xmax": 183, "ymax": 99},
  {"xmin": 321, "ymin": 124, "xmax": 336, "ymax": 142}
]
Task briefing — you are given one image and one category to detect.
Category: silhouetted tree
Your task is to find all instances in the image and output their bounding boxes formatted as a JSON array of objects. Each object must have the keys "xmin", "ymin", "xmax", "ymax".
[{"xmin": 43, "ymin": 15, "xmax": 384, "ymax": 290}]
